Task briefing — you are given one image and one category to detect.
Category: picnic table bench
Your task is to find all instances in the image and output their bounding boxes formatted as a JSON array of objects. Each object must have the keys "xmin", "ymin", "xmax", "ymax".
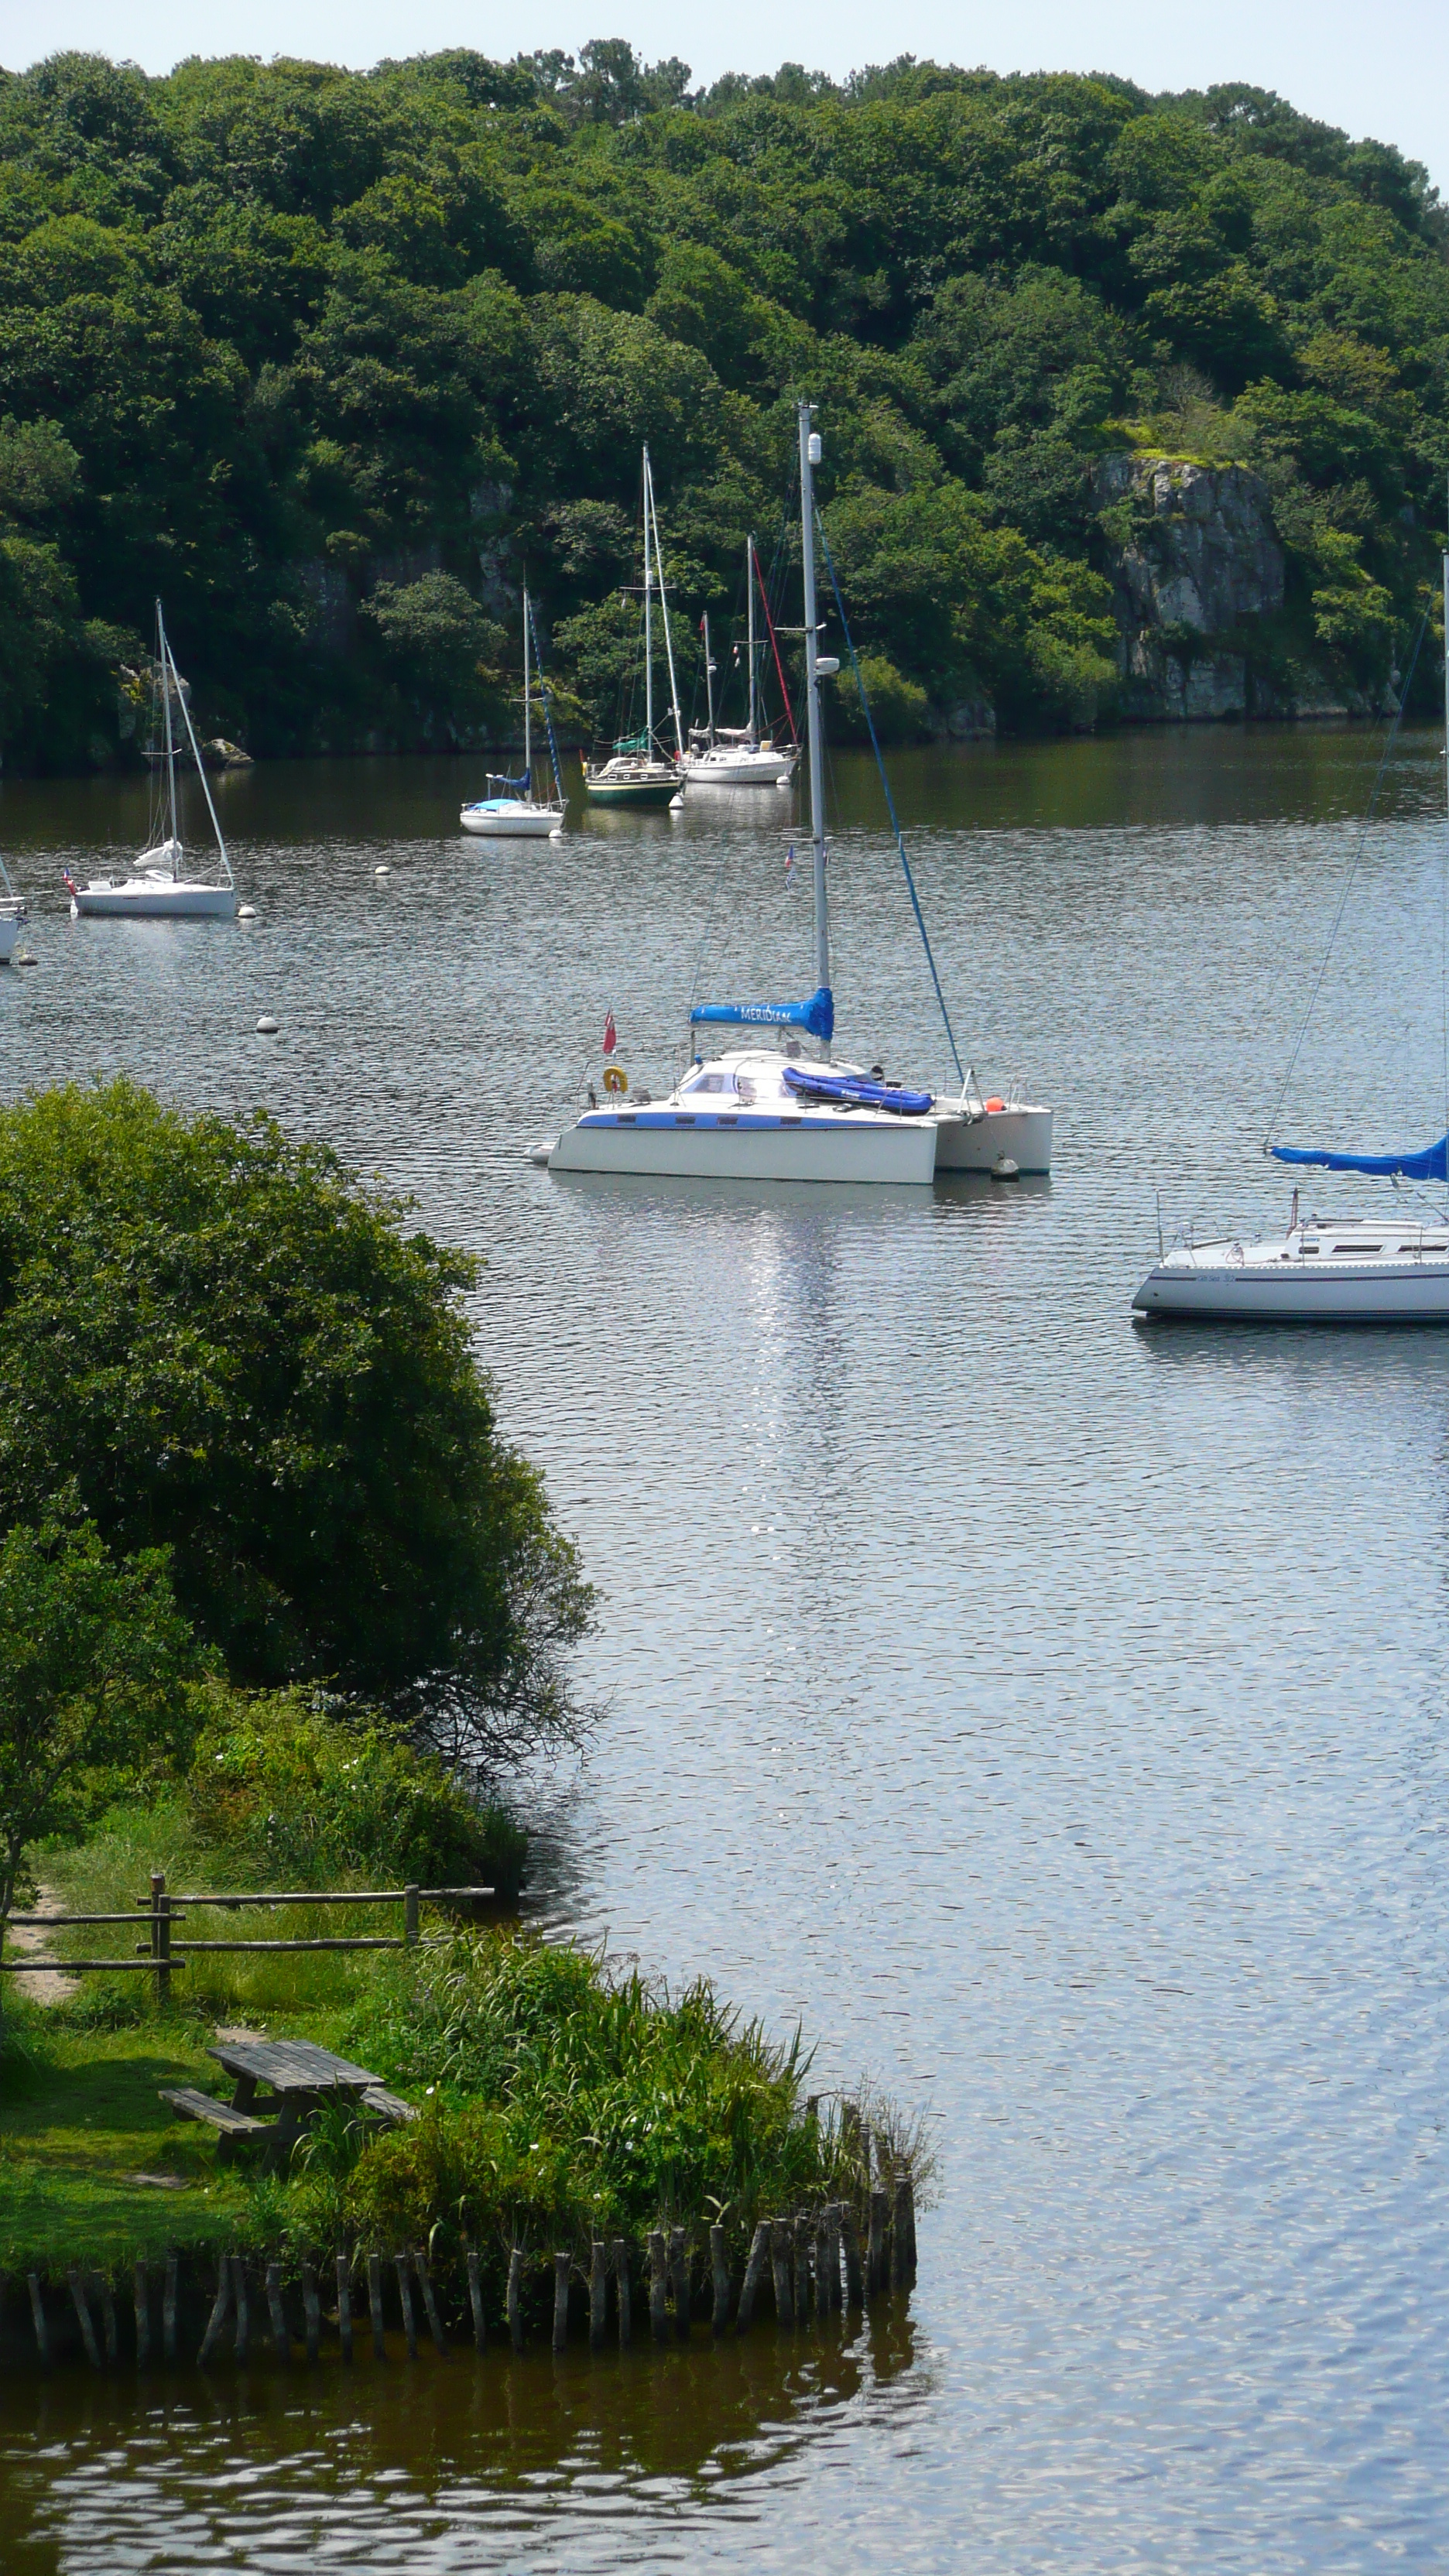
[{"xmin": 159, "ymin": 2038, "xmax": 414, "ymax": 2167}]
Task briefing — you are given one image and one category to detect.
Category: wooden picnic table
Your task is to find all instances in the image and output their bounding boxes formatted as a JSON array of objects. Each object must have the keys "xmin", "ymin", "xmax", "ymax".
[{"xmin": 158, "ymin": 2038, "xmax": 413, "ymax": 2169}]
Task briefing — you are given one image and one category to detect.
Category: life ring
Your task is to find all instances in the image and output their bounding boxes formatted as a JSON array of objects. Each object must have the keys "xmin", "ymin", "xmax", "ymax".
[{"xmin": 602, "ymin": 1064, "xmax": 629, "ymax": 1094}]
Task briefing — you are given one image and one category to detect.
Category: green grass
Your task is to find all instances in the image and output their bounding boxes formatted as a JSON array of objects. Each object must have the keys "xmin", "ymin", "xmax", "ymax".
[{"xmin": 0, "ymin": 2014, "xmax": 252, "ymax": 2268}]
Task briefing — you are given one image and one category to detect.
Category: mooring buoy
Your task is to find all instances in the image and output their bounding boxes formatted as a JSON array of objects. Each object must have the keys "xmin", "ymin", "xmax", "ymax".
[
  {"xmin": 374, "ymin": 865, "xmax": 390, "ymax": 877},
  {"xmin": 238, "ymin": 904, "xmax": 257, "ymax": 919},
  {"xmin": 255, "ymin": 1016, "xmax": 279, "ymax": 1035}
]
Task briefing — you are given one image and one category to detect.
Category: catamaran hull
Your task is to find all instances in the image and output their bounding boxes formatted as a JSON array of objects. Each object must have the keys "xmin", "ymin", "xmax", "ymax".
[
  {"xmin": 0, "ymin": 913, "xmax": 24, "ymax": 963},
  {"xmin": 547, "ymin": 1112, "xmax": 937, "ymax": 1184},
  {"xmin": 71, "ymin": 883, "xmax": 238, "ymax": 919},
  {"xmin": 1132, "ymin": 1262, "xmax": 1449, "ymax": 1321},
  {"xmin": 933, "ymin": 1105, "xmax": 1053, "ymax": 1173}
]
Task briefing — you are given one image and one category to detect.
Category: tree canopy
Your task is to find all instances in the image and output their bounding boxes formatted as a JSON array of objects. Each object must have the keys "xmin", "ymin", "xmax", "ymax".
[
  {"xmin": 0, "ymin": 44, "xmax": 1445, "ymax": 762},
  {"xmin": 0, "ymin": 1081, "xmax": 592, "ymax": 1767}
]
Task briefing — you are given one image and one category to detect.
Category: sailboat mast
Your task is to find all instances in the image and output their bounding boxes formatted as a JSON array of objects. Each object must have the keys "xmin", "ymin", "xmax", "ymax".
[
  {"xmin": 746, "ymin": 538, "xmax": 757, "ymax": 745},
  {"xmin": 646, "ymin": 449, "xmax": 685, "ymax": 761},
  {"xmin": 642, "ymin": 450, "xmax": 654, "ymax": 746},
  {"xmin": 703, "ymin": 612, "xmax": 715, "ymax": 744},
  {"xmin": 797, "ymin": 402, "xmax": 830, "ymax": 1025},
  {"xmin": 522, "ymin": 587, "xmax": 532, "ymax": 782},
  {"xmin": 158, "ymin": 600, "xmax": 178, "ymax": 872}
]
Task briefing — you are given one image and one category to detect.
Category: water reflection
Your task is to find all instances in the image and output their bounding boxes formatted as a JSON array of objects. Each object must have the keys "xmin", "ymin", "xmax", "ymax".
[{"xmin": 1, "ymin": 2308, "xmax": 928, "ymax": 2573}]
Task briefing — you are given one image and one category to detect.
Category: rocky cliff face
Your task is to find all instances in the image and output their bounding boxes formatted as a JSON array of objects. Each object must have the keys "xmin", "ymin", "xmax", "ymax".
[{"xmin": 1094, "ymin": 455, "xmax": 1286, "ymax": 721}]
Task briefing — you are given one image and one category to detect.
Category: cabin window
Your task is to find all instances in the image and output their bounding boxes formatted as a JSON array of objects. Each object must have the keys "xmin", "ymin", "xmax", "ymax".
[{"xmin": 1336, "ymin": 1243, "xmax": 1382, "ymax": 1256}]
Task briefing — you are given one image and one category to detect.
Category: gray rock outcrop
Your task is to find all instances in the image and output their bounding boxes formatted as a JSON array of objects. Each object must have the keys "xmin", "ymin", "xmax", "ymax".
[{"xmin": 1094, "ymin": 455, "xmax": 1284, "ymax": 721}]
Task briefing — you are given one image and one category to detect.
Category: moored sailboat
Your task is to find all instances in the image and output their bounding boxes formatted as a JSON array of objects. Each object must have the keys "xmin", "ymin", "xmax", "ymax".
[
  {"xmin": 538, "ymin": 404, "xmax": 1050, "ymax": 1186},
  {"xmin": 0, "ymin": 855, "xmax": 28, "ymax": 964},
  {"xmin": 69, "ymin": 604, "xmax": 238, "ymax": 920},
  {"xmin": 460, "ymin": 590, "xmax": 566, "ymax": 838},
  {"xmin": 583, "ymin": 448, "xmax": 685, "ymax": 809},
  {"xmin": 680, "ymin": 540, "xmax": 798, "ymax": 789},
  {"xmin": 1134, "ymin": 541, "xmax": 1449, "ymax": 1321}
]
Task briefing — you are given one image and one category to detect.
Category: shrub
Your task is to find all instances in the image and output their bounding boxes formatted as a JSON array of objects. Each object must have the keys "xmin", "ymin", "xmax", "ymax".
[{"xmin": 186, "ymin": 1686, "xmax": 526, "ymax": 1895}]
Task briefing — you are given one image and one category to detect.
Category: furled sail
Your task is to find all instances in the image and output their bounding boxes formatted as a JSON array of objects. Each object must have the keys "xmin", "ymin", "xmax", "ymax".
[
  {"xmin": 1270, "ymin": 1135, "xmax": 1449, "ymax": 1181},
  {"xmin": 690, "ymin": 986, "xmax": 834, "ymax": 1041}
]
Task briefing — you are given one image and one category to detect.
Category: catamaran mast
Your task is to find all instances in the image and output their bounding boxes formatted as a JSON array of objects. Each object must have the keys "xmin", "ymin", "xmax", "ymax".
[
  {"xmin": 158, "ymin": 600, "xmax": 179, "ymax": 875},
  {"xmin": 746, "ymin": 539, "xmax": 757, "ymax": 745},
  {"xmin": 522, "ymin": 586, "xmax": 533, "ymax": 783},
  {"xmin": 702, "ymin": 611, "xmax": 715, "ymax": 744},
  {"xmin": 797, "ymin": 402, "xmax": 830, "ymax": 1029}
]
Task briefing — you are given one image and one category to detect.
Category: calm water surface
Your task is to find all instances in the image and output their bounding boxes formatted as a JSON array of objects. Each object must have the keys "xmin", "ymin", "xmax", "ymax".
[{"xmin": 2, "ymin": 728, "xmax": 1448, "ymax": 2571}]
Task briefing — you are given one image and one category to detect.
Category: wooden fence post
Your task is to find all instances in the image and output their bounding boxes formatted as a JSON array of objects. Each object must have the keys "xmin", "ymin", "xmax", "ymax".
[
  {"xmin": 769, "ymin": 2221, "xmax": 793, "ymax": 2328},
  {"xmin": 266, "ymin": 2264, "xmax": 289, "ymax": 2362},
  {"xmin": 507, "ymin": 2247, "xmax": 524, "ymax": 2351},
  {"xmin": 404, "ymin": 1884, "xmax": 420, "ymax": 1947},
  {"xmin": 668, "ymin": 2227, "xmax": 690, "ymax": 2341},
  {"xmin": 68, "ymin": 2267, "xmax": 101, "ymax": 2369},
  {"xmin": 589, "ymin": 2240, "xmax": 607, "ymax": 2352},
  {"xmin": 134, "ymin": 2263, "xmax": 151, "ymax": 2366},
  {"xmin": 301, "ymin": 2258, "xmax": 320, "ymax": 2361},
  {"xmin": 27, "ymin": 2273, "xmax": 50, "ymax": 2368},
  {"xmin": 414, "ymin": 2248, "xmax": 448, "ymax": 2356},
  {"xmin": 150, "ymin": 1873, "xmax": 171, "ymax": 2007},
  {"xmin": 336, "ymin": 2256, "xmax": 354, "ymax": 2363},
  {"xmin": 231, "ymin": 2256, "xmax": 249, "ymax": 2362},
  {"xmin": 613, "ymin": 2239, "xmax": 631, "ymax": 2346},
  {"xmin": 198, "ymin": 2259, "xmax": 231, "ymax": 2365},
  {"xmin": 552, "ymin": 2252, "xmax": 570, "ymax": 2353},
  {"xmin": 163, "ymin": 2249, "xmax": 179, "ymax": 2361},
  {"xmin": 647, "ymin": 2231, "xmax": 670, "ymax": 2343},
  {"xmin": 735, "ymin": 2221, "xmax": 770, "ymax": 2331},
  {"xmin": 368, "ymin": 2252, "xmax": 386, "ymax": 2359},
  {"xmin": 466, "ymin": 2246, "xmax": 486, "ymax": 2353},
  {"xmin": 393, "ymin": 2250, "xmax": 417, "ymax": 2358},
  {"xmin": 710, "ymin": 2225, "xmax": 731, "ymax": 2334}
]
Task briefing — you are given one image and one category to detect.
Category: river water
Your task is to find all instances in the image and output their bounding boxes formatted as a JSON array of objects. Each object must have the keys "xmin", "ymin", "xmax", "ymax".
[{"xmin": 2, "ymin": 727, "xmax": 1448, "ymax": 2571}]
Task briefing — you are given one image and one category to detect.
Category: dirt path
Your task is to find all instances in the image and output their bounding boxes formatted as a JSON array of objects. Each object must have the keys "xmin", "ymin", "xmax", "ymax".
[{"xmin": 5, "ymin": 1886, "xmax": 78, "ymax": 2003}]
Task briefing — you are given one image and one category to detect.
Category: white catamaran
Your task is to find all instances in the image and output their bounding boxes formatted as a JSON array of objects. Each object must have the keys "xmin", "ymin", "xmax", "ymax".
[
  {"xmin": 679, "ymin": 540, "xmax": 798, "ymax": 789},
  {"xmin": 460, "ymin": 588, "xmax": 566, "ymax": 838},
  {"xmin": 1134, "ymin": 541, "xmax": 1449, "ymax": 1322},
  {"xmin": 583, "ymin": 447, "xmax": 686, "ymax": 810},
  {"xmin": 69, "ymin": 603, "xmax": 238, "ymax": 920},
  {"xmin": 536, "ymin": 403, "xmax": 1053, "ymax": 1185}
]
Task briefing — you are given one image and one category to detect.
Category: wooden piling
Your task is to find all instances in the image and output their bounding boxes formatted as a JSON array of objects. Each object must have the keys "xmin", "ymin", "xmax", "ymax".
[
  {"xmin": 589, "ymin": 2240, "xmax": 607, "ymax": 2352},
  {"xmin": 367, "ymin": 2253, "xmax": 386, "ymax": 2359},
  {"xmin": 551, "ymin": 2252, "xmax": 570, "ymax": 2354},
  {"xmin": 68, "ymin": 2269, "xmax": 101, "ymax": 2369},
  {"xmin": 163, "ymin": 2250, "xmax": 178, "ymax": 2362},
  {"xmin": 889, "ymin": 2174, "xmax": 908, "ymax": 2293},
  {"xmin": 613, "ymin": 2239, "xmax": 632, "ymax": 2346},
  {"xmin": 134, "ymin": 2263, "xmax": 151, "ymax": 2367},
  {"xmin": 867, "ymin": 2187, "xmax": 888, "ymax": 2293},
  {"xmin": 466, "ymin": 2247, "xmax": 486, "ymax": 2353},
  {"xmin": 415, "ymin": 2249, "xmax": 448, "ymax": 2356},
  {"xmin": 769, "ymin": 2221, "xmax": 793, "ymax": 2328},
  {"xmin": 231, "ymin": 2256, "xmax": 250, "ymax": 2362},
  {"xmin": 393, "ymin": 2251, "xmax": 417, "ymax": 2358},
  {"xmin": 736, "ymin": 2221, "xmax": 770, "ymax": 2331},
  {"xmin": 27, "ymin": 2273, "xmax": 50, "ymax": 2368},
  {"xmin": 336, "ymin": 2256, "xmax": 353, "ymax": 2363},
  {"xmin": 840, "ymin": 2098, "xmax": 862, "ymax": 2169},
  {"xmin": 668, "ymin": 2227, "xmax": 690, "ymax": 2341},
  {"xmin": 792, "ymin": 2216, "xmax": 812, "ymax": 2328},
  {"xmin": 841, "ymin": 2205, "xmax": 865, "ymax": 2310},
  {"xmin": 507, "ymin": 2247, "xmax": 524, "ymax": 2352},
  {"xmin": 98, "ymin": 2274, "xmax": 118, "ymax": 2364},
  {"xmin": 266, "ymin": 2264, "xmax": 289, "ymax": 2362},
  {"xmin": 647, "ymin": 2231, "xmax": 670, "ymax": 2344},
  {"xmin": 897, "ymin": 2170, "xmax": 917, "ymax": 2287},
  {"xmin": 302, "ymin": 2258, "xmax": 320, "ymax": 2362},
  {"xmin": 710, "ymin": 2225, "xmax": 731, "ymax": 2334},
  {"xmin": 813, "ymin": 2215, "xmax": 831, "ymax": 2323},
  {"xmin": 198, "ymin": 2259, "xmax": 231, "ymax": 2365},
  {"xmin": 824, "ymin": 2205, "xmax": 844, "ymax": 2315}
]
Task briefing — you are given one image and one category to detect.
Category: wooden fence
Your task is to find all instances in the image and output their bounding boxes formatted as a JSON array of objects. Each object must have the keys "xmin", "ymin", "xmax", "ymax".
[{"xmin": 0, "ymin": 1872, "xmax": 494, "ymax": 1997}]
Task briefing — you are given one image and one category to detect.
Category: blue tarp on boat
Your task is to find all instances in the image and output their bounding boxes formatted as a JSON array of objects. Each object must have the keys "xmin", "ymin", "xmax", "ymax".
[
  {"xmin": 783, "ymin": 1064, "xmax": 933, "ymax": 1116},
  {"xmin": 690, "ymin": 986, "xmax": 835, "ymax": 1042},
  {"xmin": 1271, "ymin": 1133, "xmax": 1449, "ymax": 1181}
]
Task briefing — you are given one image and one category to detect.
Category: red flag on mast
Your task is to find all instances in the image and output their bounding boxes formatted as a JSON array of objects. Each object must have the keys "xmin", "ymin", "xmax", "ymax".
[{"xmin": 603, "ymin": 1010, "xmax": 617, "ymax": 1055}]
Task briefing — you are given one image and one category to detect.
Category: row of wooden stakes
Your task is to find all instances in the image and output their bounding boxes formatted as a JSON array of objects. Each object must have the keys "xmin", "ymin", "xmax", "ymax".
[{"xmin": 21, "ymin": 2174, "xmax": 918, "ymax": 2369}]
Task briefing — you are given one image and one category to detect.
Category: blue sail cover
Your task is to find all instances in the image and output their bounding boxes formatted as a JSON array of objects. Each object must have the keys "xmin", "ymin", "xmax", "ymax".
[
  {"xmin": 690, "ymin": 986, "xmax": 834, "ymax": 1042},
  {"xmin": 1271, "ymin": 1134, "xmax": 1449, "ymax": 1181},
  {"xmin": 487, "ymin": 770, "xmax": 531, "ymax": 791},
  {"xmin": 783, "ymin": 1064, "xmax": 933, "ymax": 1116}
]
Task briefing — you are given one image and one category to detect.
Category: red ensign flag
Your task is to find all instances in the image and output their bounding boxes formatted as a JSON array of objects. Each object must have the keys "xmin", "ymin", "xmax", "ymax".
[{"xmin": 603, "ymin": 1010, "xmax": 617, "ymax": 1055}]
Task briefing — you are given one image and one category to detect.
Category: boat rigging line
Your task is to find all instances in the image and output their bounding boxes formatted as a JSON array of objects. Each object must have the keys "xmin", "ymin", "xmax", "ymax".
[{"xmin": 1261, "ymin": 600, "xmax": 1431, "ymax": 1156}]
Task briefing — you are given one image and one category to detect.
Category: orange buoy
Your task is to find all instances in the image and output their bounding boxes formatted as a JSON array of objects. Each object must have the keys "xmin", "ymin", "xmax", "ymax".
[{"xmin": 984, "ymin": 1095, "xmax": 1005, "ymax": 1113}]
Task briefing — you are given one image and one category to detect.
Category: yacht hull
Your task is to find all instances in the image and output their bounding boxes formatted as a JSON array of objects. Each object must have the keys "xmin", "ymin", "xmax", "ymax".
[
  {"xmin": 933, "ymin": 1104, "xmax": 1053, "ymax": 1173},
  {"xmin": 680, "ymin": 751, "xmax": 796, "ymax": 787},
  {"xmin": 583, "ymin": 779, "xmax": 680, "ymax": 808},
  {"xmin": 1133, "ymin": 1260, "xmax": 1449, "ymax": 1321},
  {"xmin": 460, "ymin": 804, "xmax": 563, "ymax": 837},
  {"xmin": 72, "ymin": 882, "xmax": 237, "ymax": 918},
  {"xmin": 547, "ymin": 1108, "xmax": 937, "ymax": 1184},
  {"xmin": 0, "ymin": 913, "xmax": 25, "ymax": 963}
]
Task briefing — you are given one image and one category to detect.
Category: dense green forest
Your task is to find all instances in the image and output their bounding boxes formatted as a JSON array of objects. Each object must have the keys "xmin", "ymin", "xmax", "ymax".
[{"xmin": 1, "ymin": 40, "xmax": 1447, "ymax": 769}]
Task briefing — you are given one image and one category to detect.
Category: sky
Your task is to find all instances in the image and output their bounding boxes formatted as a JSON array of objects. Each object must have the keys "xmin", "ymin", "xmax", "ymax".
[{"xmin": 2, "ymin": 0, "xmax": 1446, "ymax": 196}]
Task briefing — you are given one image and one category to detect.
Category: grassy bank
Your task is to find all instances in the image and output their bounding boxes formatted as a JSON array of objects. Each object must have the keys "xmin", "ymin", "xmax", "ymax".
[{"xmin": 2, "ymin": 1858, "xmax": 926, "ymax": 2330}]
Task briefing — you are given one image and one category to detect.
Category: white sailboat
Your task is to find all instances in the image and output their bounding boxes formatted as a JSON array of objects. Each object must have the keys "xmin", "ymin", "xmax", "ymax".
[
  {"xmin": 680, "ymin": 540, "xmax": 798, "ymax": 789},
  {"xmin": 584, "ymin": 448, "xmax": 686, "ymax": 808},
  {"xmin": 69, "ymin": 604, "xmax": 238, "ymax": 920},
  {"xmin": 460, "ymin": 589, "xmax": 566, "ymax": 838},
  {"xmin": 0, "ymin": 855, "xmax": 28, "ymax": 964},
  {"xmin": 536, "ymin": 404, "xmax": 1052, "ymax": 1186},
  {"xmin": 1134, "ymin": 542, "xmax": 1449, "ymax": 1322}
]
